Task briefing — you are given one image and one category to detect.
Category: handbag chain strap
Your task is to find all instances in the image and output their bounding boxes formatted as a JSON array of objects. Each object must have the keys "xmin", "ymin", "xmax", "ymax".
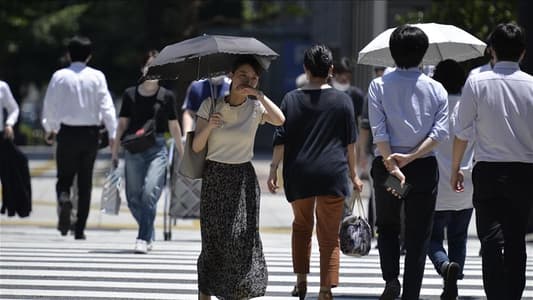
[{"xmin": 349, "ymin": 190, "xmax": 366, "ymax": 218}]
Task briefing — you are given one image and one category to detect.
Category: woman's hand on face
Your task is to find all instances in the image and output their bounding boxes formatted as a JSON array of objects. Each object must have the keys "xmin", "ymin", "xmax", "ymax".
[
  {"xmin": 236, "ymin": 85, "xmax": 263, "ymax": 99},
  {"xmin": 208, "ymin": 112, "xmax": 224, "ymax": 129}
]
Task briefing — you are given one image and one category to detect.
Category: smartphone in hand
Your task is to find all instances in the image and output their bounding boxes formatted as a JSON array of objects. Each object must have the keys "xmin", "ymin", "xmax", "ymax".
[{"xmin": 384, "ymin": 174, "xmax": 412, "ymax": 198}]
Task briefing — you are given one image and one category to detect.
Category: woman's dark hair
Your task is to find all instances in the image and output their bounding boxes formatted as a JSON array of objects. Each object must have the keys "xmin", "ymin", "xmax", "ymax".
[
  {"xmin": 334, "ymin": 57, "xmax": 353, "ymax": 75},
  {"xmin": 232, "ymin": 55, "xmax": 263, "ymax": 76},
  {"xmin": 389, "ymin": 25, "xmax": 429, "ymax": 69},
  {"xmin": 303, "ymin": 44, "xmax": 333, "ymax": 78},
  {"xmin": 67, "ymin": 36, "xmax": 92, "ymax": 62},
  {"xmin": 142, "ymin": 49, "xmax": 159, "ymax": 67},
  {"xmin": 488, "ymin": 23, "xmax": 525, "ymax": 62},
  {"xmin": 432, "ymin": 59, "xmax": 466, "ymax": 95}
]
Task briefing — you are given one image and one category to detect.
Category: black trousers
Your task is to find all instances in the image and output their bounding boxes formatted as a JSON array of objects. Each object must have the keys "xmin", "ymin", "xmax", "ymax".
[
  {"xmin": 56, "ymin": 124, "xmax": 99, "ymax": 235},
  {"xmin": 371, "ymin": 156, "xmax": 438, "ymax": 300},
  {"xmin": 472, "ymin": 162, "xmax": 533, "ymax": 300}
]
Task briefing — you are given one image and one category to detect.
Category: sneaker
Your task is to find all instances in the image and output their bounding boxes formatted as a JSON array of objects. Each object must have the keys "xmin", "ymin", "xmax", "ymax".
[
  {"xmin": 134, "ymin": 239, "xmax": 148, "ymax": 254},
  {"xmin": 380, "ymin": 278, "xmax": 401, "ymax": 300},
  {"xmin": 147, "ymin": 241, "xmax": 153, "ymax": 252},
  {"xmin": 440, "ymin": 261, "xmax": 460, "ymax": 300}
]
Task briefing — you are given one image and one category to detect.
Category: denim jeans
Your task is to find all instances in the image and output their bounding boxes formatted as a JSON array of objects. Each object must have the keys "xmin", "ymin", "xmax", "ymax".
[
  {"xmin": 428, "ymin": 208, "xmax": 473, "ymax": 279},
  {"xmin": 124, "ymin": 136, "xmax": 168, "ymax": 242}
]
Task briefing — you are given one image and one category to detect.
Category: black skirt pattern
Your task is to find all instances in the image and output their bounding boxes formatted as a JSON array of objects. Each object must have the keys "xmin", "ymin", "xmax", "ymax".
[{"xmin": 197, "ymin": 160, "xmax": 267, "ymax": 300}]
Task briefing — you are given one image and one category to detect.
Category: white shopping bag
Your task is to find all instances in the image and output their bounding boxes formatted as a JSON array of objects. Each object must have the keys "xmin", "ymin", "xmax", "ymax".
[{"xmin": 101, "ymin": 168, "xmax": 122, "ymax": 215}]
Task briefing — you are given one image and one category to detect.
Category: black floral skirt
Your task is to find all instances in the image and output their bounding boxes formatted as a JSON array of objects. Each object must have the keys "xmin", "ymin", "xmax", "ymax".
[{"xmin": 197, "ymin": 160, "xmax": 267, "ymax": 300}]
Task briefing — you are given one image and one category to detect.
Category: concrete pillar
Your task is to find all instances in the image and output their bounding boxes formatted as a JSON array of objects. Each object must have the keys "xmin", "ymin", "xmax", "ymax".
[{"xmin": 352, "ymin": 1, "xmax": 388, "ymax": 91}]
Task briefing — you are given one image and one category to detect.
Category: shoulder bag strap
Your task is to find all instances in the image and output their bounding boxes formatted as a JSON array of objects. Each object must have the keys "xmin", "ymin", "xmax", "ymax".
[{"xmin": 151, "ymin": 87, "xmax": 166, "ymax": 120}]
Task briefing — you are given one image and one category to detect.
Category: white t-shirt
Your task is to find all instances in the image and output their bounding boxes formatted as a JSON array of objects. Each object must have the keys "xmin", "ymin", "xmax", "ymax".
[
  {"xmin": 196, "ymin": 96, "xmax": 265, "ymax": 164},
  {"xmin": 435, "ymin": 94, "xmax": 474, "ymax": 211}
]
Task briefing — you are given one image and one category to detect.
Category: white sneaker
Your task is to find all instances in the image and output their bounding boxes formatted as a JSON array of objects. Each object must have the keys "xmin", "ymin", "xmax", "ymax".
[
  {"xmin": 147, "ymin": 241, "xmax": 153, "ymax": 252},
  {"xmin": 134, "ymin": 239, "xmax": 148, "ymax": 254}
]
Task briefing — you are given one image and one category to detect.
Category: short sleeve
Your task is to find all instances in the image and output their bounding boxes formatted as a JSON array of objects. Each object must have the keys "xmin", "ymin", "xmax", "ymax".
[
  {"xmin": 164, "ymin": 90, "xmax": 178, "ymax": 120},
  {"xmin": 343, "ymin": 94, "xmax": 357, "ymax": 146},
  {"xmin": 196, "ymin": 97, "xmax": 212, "ymax": 120},
  {"xmin": 255, "ymin": 100, "xmax": 266, "ymax": 125},
  {"xmin": 118, "ymin": 89, "xmax": 134, "ymax": 118},
  {"xmin": 273, "ymin": 95, "xmax": 288, "ymax": 145}
]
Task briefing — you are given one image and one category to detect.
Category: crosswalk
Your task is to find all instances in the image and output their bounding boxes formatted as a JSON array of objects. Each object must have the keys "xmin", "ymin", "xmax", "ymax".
[{"xmin": 1, "ymin": 226, "xmax": 533, "ymax": 299}]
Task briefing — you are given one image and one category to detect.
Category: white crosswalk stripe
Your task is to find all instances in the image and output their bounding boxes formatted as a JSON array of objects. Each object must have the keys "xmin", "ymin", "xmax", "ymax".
[{"xmin": 1, "ymin": 227, "xmax": 533, "ymax": 299}]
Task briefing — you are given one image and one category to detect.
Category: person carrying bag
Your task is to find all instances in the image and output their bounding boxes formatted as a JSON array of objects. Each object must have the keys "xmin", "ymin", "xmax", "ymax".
[
  {"xmin": 111, "ymin": 50, "xmax": 184, "ymax": 254},
  {"xmin": 339, "ymin": 190, "xmax": 372, "ymax": 257},
  {"xmin": 120, "ymin": 88, "xmax": 165, "ymax": 153}
]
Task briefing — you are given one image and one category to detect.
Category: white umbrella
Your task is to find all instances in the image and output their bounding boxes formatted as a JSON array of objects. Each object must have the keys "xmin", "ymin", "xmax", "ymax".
[{"xmin": 357, "ymin": 23, "xmax": 487, "ymax": 67}]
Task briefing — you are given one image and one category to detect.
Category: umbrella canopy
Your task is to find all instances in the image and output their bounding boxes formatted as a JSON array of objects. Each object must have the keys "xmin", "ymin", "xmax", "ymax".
[
  {"xmin": 145, "ymin": 34, "xmax": 279, "ymax": 81},
  {"xmin": 357, "ymin": 23, "xmax": 487, "ymax": 67}
]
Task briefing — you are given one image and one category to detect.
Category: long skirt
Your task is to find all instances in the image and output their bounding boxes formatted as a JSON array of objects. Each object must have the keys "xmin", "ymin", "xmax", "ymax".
[{"xmin": 197, "ymin": 160, "xmax": 267, "ymax": 300}]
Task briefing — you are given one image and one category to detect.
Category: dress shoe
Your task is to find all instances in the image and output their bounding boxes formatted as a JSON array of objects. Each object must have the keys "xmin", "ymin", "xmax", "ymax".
[
  {"xmin": 440, "ymin": 261, "xmax": 460, "ymax": 300},
  {"xmin": 57, "ymin": 202, "xmax": 72, "ymax": 236},
  {"xmin": 379, "ymin": 278, "xmax": 400, "ymax": 300},
  {"xmin": 74, "ymin": 233, "xmax": 86, "ymax": 240}
]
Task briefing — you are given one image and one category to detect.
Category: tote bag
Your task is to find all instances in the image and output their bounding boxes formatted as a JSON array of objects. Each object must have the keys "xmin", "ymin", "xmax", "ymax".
[
  {"xmin": 339, "ymin": 191, "xmax": 372, "ymax": 257},
  {"xmin": 178, "ymin": 97, "xmax": 215, "ymax": 179},
  {"xmin": 178, "ymin": 131, "xmax": 207, "ymax": 179}
]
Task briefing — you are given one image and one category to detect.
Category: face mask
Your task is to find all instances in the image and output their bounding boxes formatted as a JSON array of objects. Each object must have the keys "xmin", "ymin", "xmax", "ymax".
[{"xmin": 332, "ymin": 79, "xmax": 350, "ymax": 91}]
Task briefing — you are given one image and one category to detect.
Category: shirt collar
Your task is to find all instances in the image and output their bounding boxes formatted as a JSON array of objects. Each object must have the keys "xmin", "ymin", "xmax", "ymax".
[
  {"xmin": 396, "ymin": 66, "xmax": 421, "ymax": 73},
  {"xmin": 493, "ymin": 61, "xmax": 520, "ymax": 71},
  {"xmin": 70, "ymin": 62, "xmax": 87, "ymax": 69}
]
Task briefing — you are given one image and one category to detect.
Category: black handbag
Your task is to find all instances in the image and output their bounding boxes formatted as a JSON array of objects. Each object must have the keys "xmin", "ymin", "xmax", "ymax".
[
  {"xmin": 97, "ymin": 124, "xmax": 109, "ymax": 149},
  {"xmin": 120, "ymin": 88, "xmax": 165, "ymax": 153},
  {"xmin": 339, "ymin": 191, "xmax": 372, "ymax": 257}
]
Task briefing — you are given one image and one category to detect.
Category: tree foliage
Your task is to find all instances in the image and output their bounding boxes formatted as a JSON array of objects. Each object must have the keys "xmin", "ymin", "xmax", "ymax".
[
  {"xmin": 395, "ymin": 0, "xmax": 517, "ymax": 43},
  {"xmin": 0, "ymin": 0, "xmax": 242, "ymax": 96},
  {"xmin": 394, "ymin": 0, "xmax": 518, "ymax": 69}
]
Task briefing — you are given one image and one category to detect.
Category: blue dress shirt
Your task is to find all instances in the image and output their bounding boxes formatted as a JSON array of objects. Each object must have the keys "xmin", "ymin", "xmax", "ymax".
[
  {"xmin": 368, "ymin": 67, "xmax": 449, "ymax": 157},
  {"xmin": 456, "ymin": 61, "xmax": 533, "ymax": 163}
]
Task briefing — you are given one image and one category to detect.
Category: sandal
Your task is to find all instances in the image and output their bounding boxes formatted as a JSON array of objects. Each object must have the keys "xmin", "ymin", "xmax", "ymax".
[
  {"xmin": 291, "ymin": 281, "xmax": 307, "ymax": 299},
  {"xmin": 318, "ymin": 290, "xmax": 333, "ymax": 300}
]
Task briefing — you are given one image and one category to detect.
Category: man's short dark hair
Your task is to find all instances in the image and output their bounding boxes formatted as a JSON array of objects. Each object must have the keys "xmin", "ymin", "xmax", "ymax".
[
  {"xmin": 68, "ymin": 36, "xmax": 92, "ymax": 62},
  {"xmin": 303, "ymin": 44, "xmax": 333, "ymax": 78},
  {"xmin": 334, "ymin": 57, "xmax": 353, "ymax": 75},
  {"xmin": 432, "ymin": 59, "xmax": 466, "ymax": 95},
  {"xmin": 488, "ymin": 23, "xmax": 525, "ymax": 62},
  {"xmin": 389, "ymin": 25, "xmax": 428, "ymax": 69}
]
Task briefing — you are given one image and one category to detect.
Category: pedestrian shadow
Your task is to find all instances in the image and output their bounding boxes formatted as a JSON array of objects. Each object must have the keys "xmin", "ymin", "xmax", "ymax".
[
  {"xmin": 88, "ymin": 249, "xmax": 139, "ymax": 254},
  {"xmin": 322, "ymin": 295, "xmax": 484, "ymax": 300}
]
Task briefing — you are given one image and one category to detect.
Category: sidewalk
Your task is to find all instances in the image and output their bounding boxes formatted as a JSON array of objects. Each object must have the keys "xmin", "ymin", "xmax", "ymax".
[
  {"xmin": 1, "ymin": 147, "xmax": 478, "ymax": 238},
  {"xmin": 1, "ymin": 147, "xmax": 297, "ymax": 233}
]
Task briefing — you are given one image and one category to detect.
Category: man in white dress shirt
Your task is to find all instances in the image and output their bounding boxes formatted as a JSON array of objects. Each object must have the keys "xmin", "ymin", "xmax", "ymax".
[
  {"xmin": 452, "ymin": 23, "xmax": 533, "ymax": 300},
  {"xmin": 0, "ymin": 81, "xmax": 19, "ymax": 142},
  {"xmin": 42, "ymin": 36, "xmax": 117, "ymax": 239}
]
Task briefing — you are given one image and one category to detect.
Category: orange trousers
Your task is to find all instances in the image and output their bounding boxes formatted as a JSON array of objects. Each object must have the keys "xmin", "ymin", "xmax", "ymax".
[{"xmin": 291, "ymin": 195, "xmax": 345, "ymax": 288}]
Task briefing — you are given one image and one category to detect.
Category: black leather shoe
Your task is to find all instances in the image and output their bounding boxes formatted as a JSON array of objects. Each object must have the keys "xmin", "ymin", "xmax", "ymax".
[
  {"xmin": 440, "ymin": 261, "xmax": 460, "ymax": 300},
  {"xmin": 57, "ymin": 202, "xmax": 72, "ymax": 236},
  {"xmin": 380, "ymin": 278, "xmax": 400, "ymax": 300},
  {"xmin": 74, "ymin": 232, "xmax": 86, "ymax": 240}
]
